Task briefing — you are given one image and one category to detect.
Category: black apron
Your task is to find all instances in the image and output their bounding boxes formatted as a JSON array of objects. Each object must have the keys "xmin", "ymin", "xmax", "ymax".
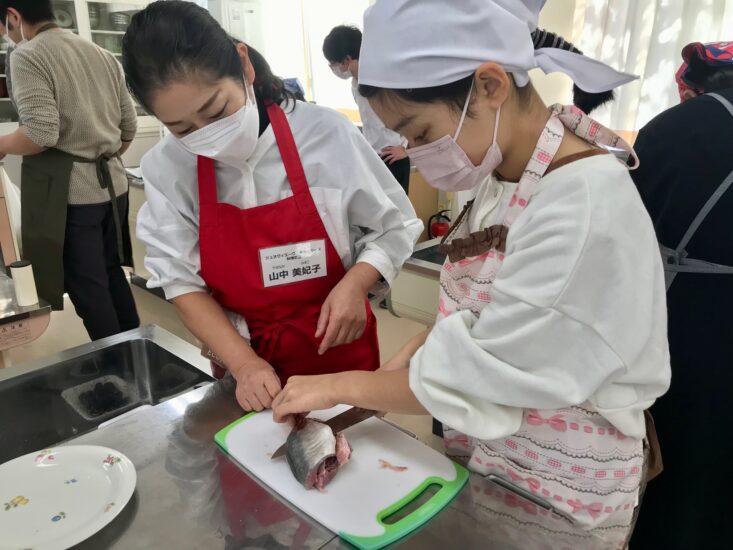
[
  {"xmin": 629, "ymin": 90, "xmax": 733, "ymax": 550},
  {"xmin": 21, "ymin": 149, "xmax": 133, "ymax": 310}
]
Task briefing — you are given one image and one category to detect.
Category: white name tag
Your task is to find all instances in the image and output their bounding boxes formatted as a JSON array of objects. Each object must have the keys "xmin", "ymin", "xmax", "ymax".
[{"xmin": 259, "ymin": 240, "xmax": 328, "ymax": 288}]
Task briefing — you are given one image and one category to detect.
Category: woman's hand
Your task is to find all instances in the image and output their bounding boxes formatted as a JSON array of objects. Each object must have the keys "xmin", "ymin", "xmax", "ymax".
[
  {"xmin": 233, "ymin": 357, "xmax": 282, "ymax": 412},
  {"xmin": 272, "ymin": 373, "xmax": 342, "ymax": 423},
  {"xmin": 316, "ymin": 265, "xmax": 379, "ymax": 355},
  {"xmin": 316, "ymin": 278, "xmax": 366, "ymax": 354}
]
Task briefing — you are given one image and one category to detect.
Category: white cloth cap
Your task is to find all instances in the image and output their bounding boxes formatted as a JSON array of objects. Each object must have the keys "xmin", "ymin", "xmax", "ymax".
[{"xmin": 359, "ymin": 0, "xmax": 637, "ymax": 93}]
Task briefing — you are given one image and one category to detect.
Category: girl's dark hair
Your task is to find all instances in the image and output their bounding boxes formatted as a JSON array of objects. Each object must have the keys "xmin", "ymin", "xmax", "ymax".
[
  {"xmin": 360, "ymin": 74, "xmax": 475, "ymax": 115},
  {"xmin": 359, "ymin": 29, "xmax": 616, "ymax": 116},
  {"xmin": 122, "ymin": 0, "xmax": 292, "ymax": 113}
]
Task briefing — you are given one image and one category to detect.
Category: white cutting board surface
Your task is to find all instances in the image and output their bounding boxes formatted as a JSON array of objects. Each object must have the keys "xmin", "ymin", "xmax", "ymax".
[{"xmin": 215, "ymin": 405, "xmax": 467, "ymax": 549}]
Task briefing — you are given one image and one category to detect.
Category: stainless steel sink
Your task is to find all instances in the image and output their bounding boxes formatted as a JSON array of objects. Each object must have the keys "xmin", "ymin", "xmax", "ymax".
[
  {"xmin": 0, "ymin": 326, "xmax": 213, "ymax": 463},
  {"xmin": 411, "ymin": 242, "xmax": 447, "ymax": 266}
]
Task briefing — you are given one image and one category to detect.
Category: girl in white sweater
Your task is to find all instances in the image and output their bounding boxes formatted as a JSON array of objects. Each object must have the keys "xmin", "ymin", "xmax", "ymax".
[{"xmin": 273, "ymin": 1, "xmax": 670, "ymax": 545}]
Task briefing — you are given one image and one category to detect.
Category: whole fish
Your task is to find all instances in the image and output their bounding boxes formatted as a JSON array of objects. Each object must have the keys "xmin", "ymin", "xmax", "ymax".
[{"xmin": 285, "ymin": 416, "xmax": 352, "ymax": 491}]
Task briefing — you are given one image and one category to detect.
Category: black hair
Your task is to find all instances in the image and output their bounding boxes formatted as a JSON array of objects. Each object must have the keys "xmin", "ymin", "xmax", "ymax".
[
  {"xmin": 236, "ymin": 40, "xmax": 294, "ymax": 106},
  {"xmin": 322, "ymin": 25, "xmax": 362, "ymax": 63},
  {"xmin": 0, "ymin": 1, "xmax": 54, "ymax": 24},
  {"xmin": 233, "ymin": 38, "xmax": 296, "ymax": 129},
  {"xmin": 122, "ymin": 0, "xmax": 292, "ymax": 115},
  {"xmin": 684, "ymin": 56, "xmax": 733, "ymax": 95},
  {"xmin": 360, "ymin": 74, "xmax": 475, "ymax": 115},
  {"xmin": 700, "ymin": 67, "xmax": 733, "ymax": 93},
  {"xmin": 359, "ymin": 29, "xmax": 616, "ymax": 116},
  {"xmin": 122, "ymin": 1, "xmax": 241, "ymax": 113}
]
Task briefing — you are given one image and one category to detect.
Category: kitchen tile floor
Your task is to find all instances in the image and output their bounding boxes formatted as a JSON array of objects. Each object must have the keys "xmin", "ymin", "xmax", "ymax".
[{"xmin": 4, "ymin": 283, "xmax": 443, "ymax": 450}]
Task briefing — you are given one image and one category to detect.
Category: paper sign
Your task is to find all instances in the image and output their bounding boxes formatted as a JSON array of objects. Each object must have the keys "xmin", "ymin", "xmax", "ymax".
[{"xmin": 259, "ymin": 240, "xmax": 327, "ymax": 288}]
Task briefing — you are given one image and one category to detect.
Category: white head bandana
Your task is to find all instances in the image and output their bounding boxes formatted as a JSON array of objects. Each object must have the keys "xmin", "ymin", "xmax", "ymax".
[{"xmin": 358, "ymin": 0, "xmax": 637, "ymax": 93}]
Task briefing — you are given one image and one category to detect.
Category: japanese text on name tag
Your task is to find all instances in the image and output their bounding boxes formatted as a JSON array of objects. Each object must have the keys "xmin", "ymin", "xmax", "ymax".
[{"xmin": 259, "ymin": 239, "xmax": 328, "ymax": 288}]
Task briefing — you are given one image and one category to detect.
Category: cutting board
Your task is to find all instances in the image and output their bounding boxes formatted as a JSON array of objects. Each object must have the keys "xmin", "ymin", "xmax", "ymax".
[{"xmin": 215, "ymin": 405, "xmax": 468, "ymax": 549}]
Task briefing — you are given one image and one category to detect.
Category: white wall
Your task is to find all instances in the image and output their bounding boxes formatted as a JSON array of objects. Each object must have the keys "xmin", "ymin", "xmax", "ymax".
[
  {"xmin": 258, "ymin": 1, "xmax": 308, "ymax": 93},
  {"xmin": 302, "ymin": 0, "xmax": 371, "ymax": 108}
]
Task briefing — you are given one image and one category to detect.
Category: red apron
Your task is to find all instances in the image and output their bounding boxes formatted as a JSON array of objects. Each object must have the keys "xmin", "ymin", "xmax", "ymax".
[{"xmin": 198, "ymin": 102, "xmax": 379, "ymax": 383}]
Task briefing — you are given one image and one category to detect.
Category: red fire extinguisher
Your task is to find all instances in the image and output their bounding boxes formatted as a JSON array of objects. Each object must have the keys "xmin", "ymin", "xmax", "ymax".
[{"xmin": 428, "ymin": 210, "xmax": 451, "ymax": 238}]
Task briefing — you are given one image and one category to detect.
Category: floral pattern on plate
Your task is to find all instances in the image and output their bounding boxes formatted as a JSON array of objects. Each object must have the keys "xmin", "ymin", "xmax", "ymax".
[
  {"xmin": 51, "ymin": 512, "xmax": 66, "ymax": 522},
  {"xmin": 34, "ymin": 450, "xmax": 56, "ymax": 464},
  {"xmin": 3, "ymin": 495, "xmax": 29, "ymax": 511},
  {"xmin": 102, "ymin": 455, "xmax": 121, "ymax": 467}
]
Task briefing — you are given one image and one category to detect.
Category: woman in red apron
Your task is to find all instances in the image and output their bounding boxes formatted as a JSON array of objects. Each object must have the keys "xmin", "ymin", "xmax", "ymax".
[{"xmin": 123, "ymin": 2, "xmax": 422, "ymax": 412}]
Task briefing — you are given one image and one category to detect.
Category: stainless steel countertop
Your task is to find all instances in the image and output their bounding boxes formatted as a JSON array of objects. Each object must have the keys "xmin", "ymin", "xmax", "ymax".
[
  {"xmin": 10, "ymin": 326, "xmax": 615, "ymax": 549},
  {"xmin": 0, "ymin": 273, "xmax": 51, "ymax": 324}
]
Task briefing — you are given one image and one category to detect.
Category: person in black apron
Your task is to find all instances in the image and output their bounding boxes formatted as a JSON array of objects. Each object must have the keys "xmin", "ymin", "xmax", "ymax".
[
  {"xmin": 630, "ymin": 42, "xmax": 733, "ymax": 549},
  {"xmin": 0, "ymin": 1, "xmax": 138, "ymax": 340}
]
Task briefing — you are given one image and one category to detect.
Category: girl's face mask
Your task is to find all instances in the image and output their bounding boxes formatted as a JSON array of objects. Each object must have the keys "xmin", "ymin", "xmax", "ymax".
[{"xmin": 406, "ymin": 82, "xmax": 503, "ymax": 192}]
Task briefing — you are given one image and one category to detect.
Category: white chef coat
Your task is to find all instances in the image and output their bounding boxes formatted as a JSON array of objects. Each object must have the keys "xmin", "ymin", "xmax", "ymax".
[
  {"xmin": 137, "ymin": 99, "xmax": 423, "ymax": 308},
  {"xmin": 409, "ymin": 155, "xmax": 671, "ymax": 440},
  {"xmin": 351, "ymin": 78, "xmax": 407, "ymax": 153}
]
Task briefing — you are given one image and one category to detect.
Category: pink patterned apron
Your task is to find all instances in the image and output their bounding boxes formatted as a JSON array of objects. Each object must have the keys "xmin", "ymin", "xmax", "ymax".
[{"xmin": 438, "ymin": 105, "xmax": 642, "ymax": 548}]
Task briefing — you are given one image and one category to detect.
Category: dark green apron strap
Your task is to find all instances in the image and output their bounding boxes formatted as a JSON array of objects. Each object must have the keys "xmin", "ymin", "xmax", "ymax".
[
  {"xmin": 65, "ymin": 152, "xmax": 126, "ymax": 262},
  {"xmin": 95, "ymin": 153, "xmax": 125, "ymax": 261}
]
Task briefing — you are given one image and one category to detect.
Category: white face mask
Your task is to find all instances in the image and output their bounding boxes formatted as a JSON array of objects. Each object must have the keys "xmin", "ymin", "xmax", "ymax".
[
  {"xmin": 330, "ymin": 62, "xmax": 352, "ymax": 80},
  {"xmin": 178, "ymin": 82, "xmax": 260, "ymax": 168}
]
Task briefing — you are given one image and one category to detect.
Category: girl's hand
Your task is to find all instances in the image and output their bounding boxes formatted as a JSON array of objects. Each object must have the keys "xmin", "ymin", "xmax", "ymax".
[
  {"xmin": 233, "ymin": 357, "xmax": 282, "ymax": 412},
  {"xmin": 316, "ymin": 278, "xmax": 367, "ymax": 355},
  {"xmin": 272, "ymin": 373, "xmax": 342, "ymax": 423}
]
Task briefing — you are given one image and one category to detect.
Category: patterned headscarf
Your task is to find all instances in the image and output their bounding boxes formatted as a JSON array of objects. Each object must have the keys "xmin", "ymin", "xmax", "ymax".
[{"xmin": 675, "ymin": 41, "xmax": 733, "ymax": 100}]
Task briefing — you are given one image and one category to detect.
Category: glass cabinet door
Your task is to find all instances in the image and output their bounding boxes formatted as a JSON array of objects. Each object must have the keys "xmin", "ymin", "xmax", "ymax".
[
  {"xmin": 87, "ymin": 2, "xmax": 147, "ymax": 61},
  {"xmin": 52, "ymin": 0, "xmax": 80, "ymax": 34},
  {"xmin": 0, "ymin": 42, "xmax": 13, "ymax": 122}
]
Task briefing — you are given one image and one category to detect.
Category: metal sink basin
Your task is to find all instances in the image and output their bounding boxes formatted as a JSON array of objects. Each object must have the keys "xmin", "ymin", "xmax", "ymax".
[
  {"xmin": 0, "ymin": 327, "xmax": 213, "ymax": 463},
  {"xmin": 411, "ymin": 242, "xmax": 447, "ymax": 266}
]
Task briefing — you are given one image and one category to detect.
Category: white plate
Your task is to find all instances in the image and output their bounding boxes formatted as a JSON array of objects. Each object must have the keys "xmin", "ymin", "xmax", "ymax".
[{"xmin": 0, "ymin": 446, "xmax": 136, "ymax": 550}]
